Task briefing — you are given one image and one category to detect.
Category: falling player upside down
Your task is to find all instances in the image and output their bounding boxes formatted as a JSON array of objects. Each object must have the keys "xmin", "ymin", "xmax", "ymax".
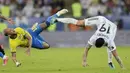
[
  {"xmin": 3, "ymin": 9, "xmax": 68, "ymax": 67},
  {"xmin": 56, "ymin": 16, "xmax": 125, "ymax": 69}
]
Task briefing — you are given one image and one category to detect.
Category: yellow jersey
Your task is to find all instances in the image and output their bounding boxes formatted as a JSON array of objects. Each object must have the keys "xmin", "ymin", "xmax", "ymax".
[{"xmin": 9, "ymin": 27, "xmax": 31, "ymax": 52}]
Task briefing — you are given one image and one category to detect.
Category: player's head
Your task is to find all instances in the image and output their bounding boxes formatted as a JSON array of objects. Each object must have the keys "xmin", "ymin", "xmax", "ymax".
[
  {"xmin": 4, "ymin": 28, "xmax": 16, "ymax": 36},
  {"xmin": 95, "ymin": 38, "xmax": 105, "ymax": 48}
]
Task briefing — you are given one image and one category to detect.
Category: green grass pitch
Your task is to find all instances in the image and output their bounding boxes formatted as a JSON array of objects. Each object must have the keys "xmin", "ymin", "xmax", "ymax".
[{"xmin": 0, "ymin": 46, "xmax": 130, "ymax": 73}]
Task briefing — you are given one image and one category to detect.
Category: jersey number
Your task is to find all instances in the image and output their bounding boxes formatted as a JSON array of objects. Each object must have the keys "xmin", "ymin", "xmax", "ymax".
[
  {"xmin": 32, "ymin": 23, "xmax": 38, "ymax": 32},
  {"xmin": 99, "ymin": 24, "xmax": 110, "ymax": 34}
]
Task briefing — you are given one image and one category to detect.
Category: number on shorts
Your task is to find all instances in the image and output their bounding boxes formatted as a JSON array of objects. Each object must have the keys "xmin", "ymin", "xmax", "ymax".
[{"xmin": 31, "ymin": 23, "xmax": 38, "ymax": 32}]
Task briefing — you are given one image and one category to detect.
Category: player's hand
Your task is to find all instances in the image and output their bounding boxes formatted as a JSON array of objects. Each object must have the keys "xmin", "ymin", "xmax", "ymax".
[
  {"xmin": 7, "ymin": 18, "xmax": 15, "ymax": 24},
  {"xmin": 25, "ymin": 48, "xmax": 30, "ymax": 56},
  {"xmin": 82, "ymin": 61, "xmax": 89, "ymax": 67},
  {"xmin": 16, "ymin": 62, "xmax": 21, "ymax": 67},
  {"xmin": 121, "ymin": 67, "xmax": 126, "ymax": 70}
]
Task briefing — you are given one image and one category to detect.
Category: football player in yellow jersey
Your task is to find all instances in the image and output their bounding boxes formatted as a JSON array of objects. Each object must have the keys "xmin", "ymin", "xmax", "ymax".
[
  {"xmin": 3, "ymin": 9, "xmax": 68, "ymax": 67},
  {"xmin": 0, "ymin": 14, "xmax": 14, "ymax": 66},
  {"xmin": 4, "ymin": 27, "xmax": 32, "ymax": 67}
]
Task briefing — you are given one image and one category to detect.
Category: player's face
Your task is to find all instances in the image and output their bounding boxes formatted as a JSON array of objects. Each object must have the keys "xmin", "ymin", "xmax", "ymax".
[{"xmin": 4, "ymin": 28, "xmax": 16, "ymax": 36}]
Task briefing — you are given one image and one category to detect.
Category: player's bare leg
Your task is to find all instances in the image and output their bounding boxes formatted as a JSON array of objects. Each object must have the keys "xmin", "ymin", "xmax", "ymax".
[
  {"xmin": 30, "ymin": 9, "xmax": 69, "ymax": 31},
  {"xmin": 28, "ymin": 9, "xmax": 68, "ymax": 50},
  {"xmin": 39, "ymin": 9, "xmax": 68, "ymax": 29}
]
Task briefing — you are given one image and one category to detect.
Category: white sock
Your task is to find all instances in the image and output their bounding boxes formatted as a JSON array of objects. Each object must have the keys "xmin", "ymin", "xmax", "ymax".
[
  {"xmin": 56, "ymin": 18, "xmax": 78, "ymax": 24},
  {"xmin": 107, "ymin": 48, "xmax": 113, "ymax": 63}
]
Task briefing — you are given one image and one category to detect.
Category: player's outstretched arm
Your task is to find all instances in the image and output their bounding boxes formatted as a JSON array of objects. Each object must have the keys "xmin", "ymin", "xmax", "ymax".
[
  {"xmin": 56, "ymin": 18, "xmax": 78, "ymax": 24},
  {"xmin": 56, "ymin": 16, "xmax": 106, "ymax": 27},
  {"xmin": 0, "ymin": 14, "xmax": 15, "ymax": 24},
  {"xmin": 111, "ymin": 49, "xmax": 125, "ymax": 69},
  {"xmin": 25, "ymin": 34, "xmax": 32, "ymax": 56},
  {"xmin": 11, "ymin": 52, "xmax": 21, "ymax": 67},
  {"xmin": 82, "ymin": 44, "xmax": 92, "ymax": 67}
]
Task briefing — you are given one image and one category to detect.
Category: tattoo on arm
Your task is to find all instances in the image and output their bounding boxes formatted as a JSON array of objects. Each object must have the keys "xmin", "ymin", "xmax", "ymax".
[
  {"xmin": 88, "ymin": 17, "xmax": 99, "ymax": 21},
  {"xmin": 85, "ymin": 43, "xmax": 92, "ymax": 50},
  {"xmin": 83, "ymin": 43, "xmax": 92, "ymax": 62},
  {"xmin": 114, "ymin": 56, "xmax": 124, "ymax": 68}
]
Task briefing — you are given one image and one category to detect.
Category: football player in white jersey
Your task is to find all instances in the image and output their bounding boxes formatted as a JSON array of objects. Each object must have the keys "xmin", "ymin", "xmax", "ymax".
[{"xmin": 55, "ymin": 16, "xmax": 124, "ymax": 69}]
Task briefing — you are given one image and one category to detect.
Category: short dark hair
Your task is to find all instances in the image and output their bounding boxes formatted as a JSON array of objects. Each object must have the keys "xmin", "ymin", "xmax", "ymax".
[
  {"xmin": 4, "ymin": 33, "xmax": 8, "ymax": 36},
  {"xmin": 95, "ymin": 38, "xmax": 105, "ymax": 48},
  {"xmin": 3, "ymin": 29, "xmax": 8, "ymax": 36}
]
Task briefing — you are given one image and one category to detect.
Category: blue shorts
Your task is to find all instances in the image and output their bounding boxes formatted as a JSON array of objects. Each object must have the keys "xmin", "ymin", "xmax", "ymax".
[
  {"xmin": 27, "ymin": 24, "xmax": 47, "ymax": 49},
  {"xmin": 26, "ymin": 14, "xmax": 59, "ymax": 49}
]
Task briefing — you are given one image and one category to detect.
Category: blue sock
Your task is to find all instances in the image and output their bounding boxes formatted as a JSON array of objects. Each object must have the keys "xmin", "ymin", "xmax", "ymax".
[
  {"xmin": 0, "ymin": 52, "xmax": 4, "ymax": 58},
  {"xmin": 46, "ymin": 14, "xmax": 59, "ymax": 27}
]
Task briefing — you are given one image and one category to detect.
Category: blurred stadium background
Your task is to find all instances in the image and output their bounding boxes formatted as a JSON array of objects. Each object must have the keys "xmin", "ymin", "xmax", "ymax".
[
  {"xmin": 0, "ymin": 0, "xmax": 130, "ymax": 72},
  {"xmin": 0, "ymin": 0, "xmax": 130, "ymax": 47}
]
